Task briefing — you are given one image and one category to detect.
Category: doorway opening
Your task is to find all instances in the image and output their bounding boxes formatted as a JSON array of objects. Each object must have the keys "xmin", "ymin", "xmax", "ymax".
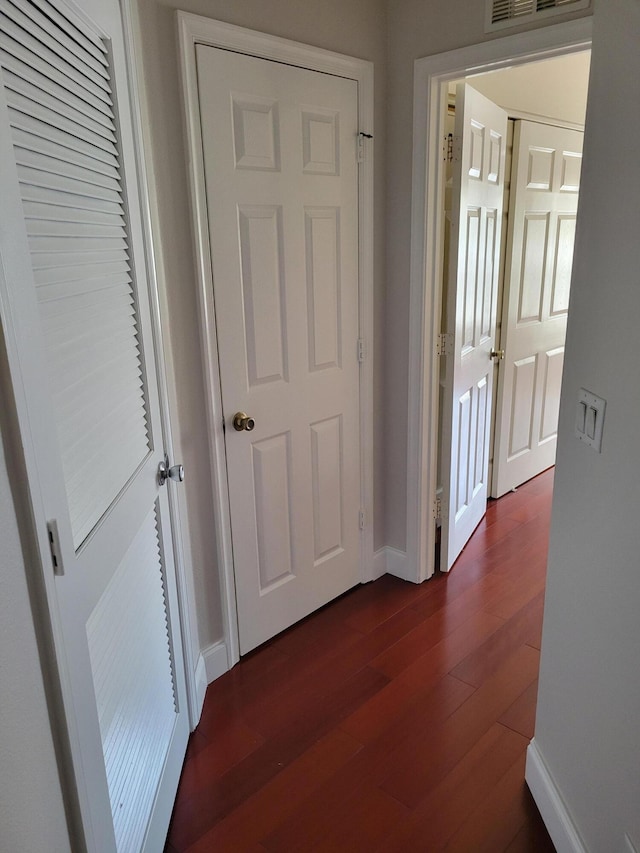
[
  {"xmin": 405, "ymin": 18, "xmax": 593, "ymax": 584},
  {"xmin": 437, "ymin": 51, "xmax": 590, "ymax": 571}
]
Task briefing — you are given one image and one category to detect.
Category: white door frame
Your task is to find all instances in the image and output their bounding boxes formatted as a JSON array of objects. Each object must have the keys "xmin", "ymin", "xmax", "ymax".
[
  {"xmin": 406, "ymin": 18, "xmax": 593, "ymax": 583},
  {"xmin": 177, "ymin": 14, "xmax": 375, "ymax": 668}
]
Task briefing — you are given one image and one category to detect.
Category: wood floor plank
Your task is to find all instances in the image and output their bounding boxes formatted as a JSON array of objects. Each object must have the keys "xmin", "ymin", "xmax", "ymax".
[
  {"xmin": 383, "ymin": 609, "xmax": 506, "ymax": 690},
  {"xmin": 444, "ymin": 751, "xmax": 533, "ymax": 853},
  {"xmin": 166, "ymin": 469, "xmax": 555, "ymax": 853},
  {"xmin": 168, "ymin": 666, "xmax": 389, "ymax": 850},
  {"xmin": 183, "ymin": 729, "xmax": 363, "ymax": 853},
  {"xmin": 242, "ymin": 607, "xmax": 423, "ymax": 740},
  {"xmin": 375, "ymin": 723, "xmax": 529, "ymax": 852},
  {"xmin": 262, "ymin": 782, "xmax": 409, "ymax": 853},
  {"xmin": 380, "ymin": 644, "xmax": 540, "ymax": 808},
  {"xmin": 504, "ymin": 789, "xmax": 557, "ymax": 852},
  {"xmin": 174, "ymin": 720, "xmax": 265, "ymax": 799},
  {"xmin": 499, "ymin": 679, "xmax": 539, "ymax": 740},
  {"xmin": 334, "ymin": 675, "xmax": 475, "ymax": 787},
  {"xmin": 374, "ymin": 577, "xmax": 511, "ymax": 677},
  {"xmin": 450, "ymin": 592, "xmax": 545, "ymax": 688}
]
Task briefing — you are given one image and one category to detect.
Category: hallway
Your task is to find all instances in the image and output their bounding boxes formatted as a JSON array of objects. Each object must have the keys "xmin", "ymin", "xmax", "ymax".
[{"xmin": 166, "ymin": 469, "xmax": 555, "ymax": 852}]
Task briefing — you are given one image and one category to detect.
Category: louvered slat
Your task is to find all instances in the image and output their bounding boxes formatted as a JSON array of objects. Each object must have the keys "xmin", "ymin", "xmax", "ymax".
[
  {"xmin": 491, "ymin": 0, "xmax": 534, "ymax": 21},
  {"xmin": 0, "ymin": 47, "xmax": 113, "ymax": 121},
  {"xmin": 487, "ymin": 0, "xmax": 589, "ymax": 28},
  {"xmin": 19, "ymin": 168, "xmax": 121, "ymax": 205},
  {"xmin": 27, "ymin": 0, "xmax": 107, "ymax": 66},
  {"xmin": 3, "ymin": 68, "xmax": 116, "ymax": 139},
  {"xmin": 10, "ymin": 112, "xmax": 118, "ymax": 167},
  {"xmin": 86, "ymin": 509, "xmax": 176, "ymax": 853},
  {"xmin": 33, "ymin": 259, "xmax": 130, "ymax": 288},
  {"xmin": 11, "ymin": 126, "xmax": 119, "ymax": 179},
  {"xmin": 0, "ymin": 0, "xmax": 150, "ymax": 551},
  {"xmin": 0, "ymin": 14, "xmax": 112, "ymax": 104},
  {"xmin": 7, "ymin": 89, "xmax": 118, "ymax": 155},
  {"xmin": 30, "ymin": 248, "xmax": 127, "ymax": 270},
  {"xmin": 4, "ymin": 0, "xmax": 109, "ymax": 83}
]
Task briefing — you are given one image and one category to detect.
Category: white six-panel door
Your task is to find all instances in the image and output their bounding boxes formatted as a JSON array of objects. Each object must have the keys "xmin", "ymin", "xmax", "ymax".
[
  {"xmin": 492, "ymin": 121, "xmax": 583, "ymax": 498},
  {"xmin": 0, "ymin": 1, "xmax": 188, "ymax": 850},
  {"xmin": 196, "ymin": 47, "xmax": 361, "ymax": 653},
  {"xmin": 441, "ymin": 84, "xmax": 507, "ymax": 571}
]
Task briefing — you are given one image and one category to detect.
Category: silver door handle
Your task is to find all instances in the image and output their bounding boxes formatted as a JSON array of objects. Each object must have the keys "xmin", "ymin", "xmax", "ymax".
[{"xmin": 158, "ymin": 456, "xmax": 184, "ymax": 486}]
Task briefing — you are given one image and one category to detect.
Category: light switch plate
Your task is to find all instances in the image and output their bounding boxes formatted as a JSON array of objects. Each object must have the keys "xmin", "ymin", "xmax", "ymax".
[{"xmin": 575, "ymin": 388, "xmax": 606, "ymax": 451}]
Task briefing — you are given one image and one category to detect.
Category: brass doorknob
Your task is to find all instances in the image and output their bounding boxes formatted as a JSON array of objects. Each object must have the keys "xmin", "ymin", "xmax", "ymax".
[
  {"xmin": 232, "ymin": 412, "xmax": 255, "ymax": 432},
  {"xmin": 490, "ymin": 349, "xmax": 505, "ymax": 361}
]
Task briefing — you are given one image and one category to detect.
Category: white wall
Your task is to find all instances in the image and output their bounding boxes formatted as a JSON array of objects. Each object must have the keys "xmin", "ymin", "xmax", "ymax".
[
  {"xmin": 531, "ymin": 0, "xmax": 640, "ymax": 849},
  {"xmin": 465, "ymin": 50, "xmax": 590, "ymax": 125},
  {"xmin": 134, "ymin": 0, "xmax": 388, "ymax": 650},
  {"xmin": 384, "ymin": 0, "xmax": 592, "ymax": 549},
  {"xmin": 0, "ymin": 408, "xmax": 71, "ymax": 851}
]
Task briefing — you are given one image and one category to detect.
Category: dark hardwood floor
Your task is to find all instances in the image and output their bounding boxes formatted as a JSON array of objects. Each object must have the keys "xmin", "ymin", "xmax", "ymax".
[{"xmin": 166, "ymin": 469, "xmax": 556, "ymax": 852}]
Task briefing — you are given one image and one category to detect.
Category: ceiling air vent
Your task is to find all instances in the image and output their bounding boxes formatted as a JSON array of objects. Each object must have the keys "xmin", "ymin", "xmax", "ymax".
[{"xmin": 486, "ymin": 0, "xmax": 591, "ymax": 32}]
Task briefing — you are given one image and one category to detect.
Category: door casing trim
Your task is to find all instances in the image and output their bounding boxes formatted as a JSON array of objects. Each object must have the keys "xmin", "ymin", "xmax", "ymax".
[
  {"xmin": 406, "ymin": 17, "xmax": 593, "ymax": 584},
  {"xmin": 177, "ymin": 14, "xmax": 375, "ymax": 668}
]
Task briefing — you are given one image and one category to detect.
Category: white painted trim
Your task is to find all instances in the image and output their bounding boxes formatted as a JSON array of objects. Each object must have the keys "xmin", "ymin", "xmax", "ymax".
[
  {"xmin": 121, "ymin": 0, "xmax": 201, "ymax": 733},
  {"xmin": 384, "ymin": 547, "xmax": 415, "ymax": 584},
  {"xmin": 500, "ymin": 107, "xmax": 584, "ymax": 131},
  {"xmin": 526, "ymin": 739, "xmax": 587, "ymax": 853},
  {"xmin": 372, "ymin": 547, "xmax": 388, "ymax": 580},
  {"xmin": 406, "ymin": 18, "xmax": 593, "ymax": 584},
  {"xmin": 177, "ymin": 13, "xmax": 375, "ymax": 663},
  {"xmin": 193, "ymin": 653, "xmax": 208, "ymax": 722},
  {"xmin": 202, "ymin": 640, "xmax": 231, "ymax": 684}
]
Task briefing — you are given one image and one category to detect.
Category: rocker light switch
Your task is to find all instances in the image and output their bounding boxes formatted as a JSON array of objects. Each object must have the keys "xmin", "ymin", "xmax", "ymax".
[{"xmin": 575, "ymin": 388, "xmax": 606, "ymax": 452}]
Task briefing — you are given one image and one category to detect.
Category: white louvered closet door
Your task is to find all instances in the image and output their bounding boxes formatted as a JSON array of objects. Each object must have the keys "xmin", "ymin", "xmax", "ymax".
[{"xmin": 0, "ymin": 1, "xmax": 188, "ymax": 851}]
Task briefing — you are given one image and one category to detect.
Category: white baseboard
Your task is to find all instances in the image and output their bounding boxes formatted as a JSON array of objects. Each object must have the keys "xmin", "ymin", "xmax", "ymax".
[
  {"xmin": 191, "ymin": 640, "xmax": 232, "ymax": 727},
  {"xmin": 385, "ymin": 546, "xmax": 416, "ymax": 583},
  {"xmin": 526, "ymin": 739, "xmax": 587, "ymax": 853},
  {"xmin": 203, "ymin": 639, "xmax": 230, "ymax": 684},
  {"xmin": 193, "ymin": 653, "xmax": 208, "ymax": 727},
  {"xmin": 372, "ymin": 546, "xmax": 417, "ymax": 583},
  {"xmin": 372, "ymin": 547, "xmax": 388, "ymax": 580}
]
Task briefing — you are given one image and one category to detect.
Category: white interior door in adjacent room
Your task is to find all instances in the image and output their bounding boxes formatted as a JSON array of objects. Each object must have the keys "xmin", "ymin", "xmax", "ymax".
[
  {"xmin": 492, "ymin": 121, "xmax": 583, "ymax": 497},
  {"xmin": 196, "ymin": 46, "xmax": 362, "ymax": 653},
  {"xmin": 0, "ymin": 0, "xmax": 189, "ymax": 849},
  {"xmin": 440, "ymin": 84, "xmax": 508, "ymax": 571}
]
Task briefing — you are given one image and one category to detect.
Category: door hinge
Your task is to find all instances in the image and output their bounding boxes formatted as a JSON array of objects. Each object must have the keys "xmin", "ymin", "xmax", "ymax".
[
  {"xmin": 357, "ymin": 131, "xmax": 373, "ymax": 163},
  {"xmin": 436, "ymin": 333, "xmax": 453, "ymax": 356},
  {"xmin": 47, "ymin": 520, "xmax": 64, "ymax": 576},
  {"xmin": 432, "ymin": 497, "xmax": 442, "ymax": 521},
  {"xmin": 359, "ymin": 510, "xmax": 366, "ymax": 530},
  {"xmin": 444, "ymin": 133, "xmax": 454, "ymax": 163},
  {"xmin": 357, "ymin": 338, "xmax": 367, "ymax": 362}
]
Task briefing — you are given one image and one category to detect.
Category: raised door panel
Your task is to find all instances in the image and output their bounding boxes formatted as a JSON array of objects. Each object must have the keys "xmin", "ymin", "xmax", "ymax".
[
  {"xmin": 238, "ymin": 205, "xmax": 288, "ymax": 387},
  {"xmin": 310, "ymin": 415, "xmax": 344, "ymax": 564},
  {"xmin": 518, "ymin": 214, "xmax": 549, "ymax": 325},
  {"xmin": 305, "ymin": 207, "xmax": 341, "ymax": 371},
  {"xmin": 540, "ymin": 347, "xmax": 565, "ymax": 442},
  {"xmin": 550, "ymin": 215, "xmax": 577, "ymax": 316},
  {"xmin": 252, "ymin": 434, "xmax": 294, "ymax": 591},
  {"xmin": 462, "ymin": 207, "xmax": 481, "ymax": 353},
  {"xmin": 509, "ymin": 356, "xmax": 537, "ymax": 459}
]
